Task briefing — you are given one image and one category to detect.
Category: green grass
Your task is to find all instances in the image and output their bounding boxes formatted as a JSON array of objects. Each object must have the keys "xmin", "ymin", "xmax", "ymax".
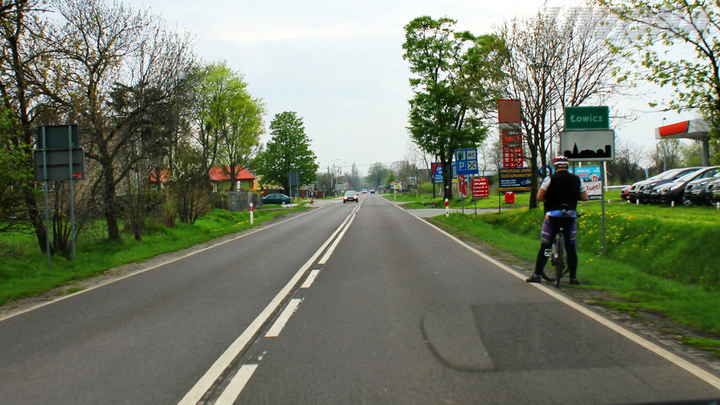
[
  {"xmin": 431, "ymin": 209, "xmax": 720, "ymax": 334},
  {"xmin": 680, "ymin": 337, "xmax": 720, "ymax": 356},
  {"xmin": 0, "ymin": 207, "xmax": 307, "ymax": 306}
]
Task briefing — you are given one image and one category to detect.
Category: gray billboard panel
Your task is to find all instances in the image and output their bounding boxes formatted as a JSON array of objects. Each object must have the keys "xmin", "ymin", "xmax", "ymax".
[{"xmin": 34, "ymin": 148, "xmax": 85, "ymax": 182}]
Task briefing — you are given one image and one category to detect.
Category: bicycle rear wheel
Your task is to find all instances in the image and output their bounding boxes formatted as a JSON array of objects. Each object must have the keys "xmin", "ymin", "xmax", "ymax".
[
  {"xmin": 554, "ymin": 233, "xmax": 565, "ymax": 287},
  {"xmin": 541, "ymin": 244, "xmax": 558, "ymax": 282}
]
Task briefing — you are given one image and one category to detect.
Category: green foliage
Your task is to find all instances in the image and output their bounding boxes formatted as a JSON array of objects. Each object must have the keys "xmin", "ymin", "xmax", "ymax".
[
  {"xmin": 255, "ymin": 111, "xmax": 319, "ymax": 192},
  {"xmin": 197, "ymin": 62, "xmax": 266, "ymax": 188},
  {"xmin": 593, "ymin": 0, "xmax": 720, "ymax": 140},
  {"xmin": 366, "ymin": 162, "xmax": 389, "ymax": 188},
  {"xmin": 474, "ymin": 202, "xmax": 720, "ymax": 288},
  {"xmin": 0, "ymin": 103, "xmax": 32, "ymax": 234},
  {"xmin": 403, "ymin": 16, "xmax": 508, "ymax": 199}
]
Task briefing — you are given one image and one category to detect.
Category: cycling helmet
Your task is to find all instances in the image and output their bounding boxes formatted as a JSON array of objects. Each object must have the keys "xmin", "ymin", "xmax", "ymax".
[{"xmin": 553, "ymin": 155, "xmax": 569, "ymax": 167}]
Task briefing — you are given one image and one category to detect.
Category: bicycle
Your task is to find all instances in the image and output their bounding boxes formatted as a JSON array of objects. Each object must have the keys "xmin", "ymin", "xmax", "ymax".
[{"xmin": 542, "ymin": 206, "xmax": 581, "ymax": 287}]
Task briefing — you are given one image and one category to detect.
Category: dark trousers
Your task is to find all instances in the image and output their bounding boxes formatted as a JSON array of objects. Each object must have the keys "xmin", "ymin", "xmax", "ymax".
[{"xmin": 534, "ymin": 216, "xmax": 578, "ymax": 279}]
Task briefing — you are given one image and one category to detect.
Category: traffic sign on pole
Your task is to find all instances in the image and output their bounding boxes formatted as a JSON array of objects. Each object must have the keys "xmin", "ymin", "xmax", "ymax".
[{"xmin": 454, "ymin": 148, "xmax": 479, "ymax": 176}]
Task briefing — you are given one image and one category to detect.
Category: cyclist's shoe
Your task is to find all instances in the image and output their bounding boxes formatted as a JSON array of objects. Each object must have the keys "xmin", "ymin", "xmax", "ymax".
[
  {"xmin": 526, "ymin": 274, "xmax": 543, "ymax": 283},
  {"xmin": 569, "ymin": 278, "xmax": 581, "ymax": 285}
]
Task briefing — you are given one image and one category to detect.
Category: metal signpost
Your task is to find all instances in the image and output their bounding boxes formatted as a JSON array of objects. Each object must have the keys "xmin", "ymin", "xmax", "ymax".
[
  {"xmin": 562, "ymin": 106, "xmax": 615, "ymax": 257},
  {"xmin": 34, "ymin": 124, "xmax": 84, "ymax": 268}
]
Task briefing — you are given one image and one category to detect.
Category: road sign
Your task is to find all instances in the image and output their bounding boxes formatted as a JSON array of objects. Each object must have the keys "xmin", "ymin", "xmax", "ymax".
[
  {"xmin": 455, "ymin": 148, "xmax": 479, "ymax": 176},
  {"xmin": 431, "ymin": 162, "xmax": 443, "ymax": 184},
  {"xmin": 472, "ymin": 177, "xmax": 489, "ymax": 198},
  {"xmin": 498, "ymin": 168, "xmax": 533, "ymax": 191},
  {"xmin": 560, "ymin": 130, "xmax": 615, "ymax": 162},
  {"xmin": 564, "ymin": 106, "xmax": 609, "ymax": 131},
  {"xmin": 33, "ymin": 148, "xmax": 85, "ymax": 182},
  {"xmin": 36, "ymin": 124, "xmax": 79, "ymax": 149}
]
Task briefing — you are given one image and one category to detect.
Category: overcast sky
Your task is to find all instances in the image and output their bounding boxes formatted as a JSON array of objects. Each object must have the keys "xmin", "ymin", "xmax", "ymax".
[{"xmin": 126, "ymin": 0, "xmax": 699, "ymax": 176}]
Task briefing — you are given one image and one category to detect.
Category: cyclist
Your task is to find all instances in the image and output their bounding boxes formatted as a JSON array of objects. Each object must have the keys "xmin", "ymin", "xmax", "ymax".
[{"xmin": 527, "ymin": 155, "xmax": 588, "ymax": 285}]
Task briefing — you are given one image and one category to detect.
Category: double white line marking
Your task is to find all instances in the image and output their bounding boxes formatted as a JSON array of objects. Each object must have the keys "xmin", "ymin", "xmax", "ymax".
[{"xmin": 178, "ymin": 204, "xmax": 359, "ymax": 405}]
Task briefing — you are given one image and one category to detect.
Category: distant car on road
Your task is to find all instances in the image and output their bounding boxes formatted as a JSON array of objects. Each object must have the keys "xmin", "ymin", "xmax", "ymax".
[
  {"xmin": 262, "ymin": 193, "xmax": 292, "ymax": 205},
  {"xmin": 370, "ymin": 189, "xmax": 376, "ymax": 194},
  {"xmin": 343, "ymin": 190, "xmax": 359, "ymax": 203},
  {"xmin": 361, "ymin": 188, "xmax": 368, "ymax": 193}
]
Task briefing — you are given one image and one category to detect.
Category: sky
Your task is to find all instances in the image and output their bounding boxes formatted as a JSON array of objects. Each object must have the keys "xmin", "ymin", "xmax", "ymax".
[{"xmin": 126, "ymin": 0, "xmax": 700, "ymax": 176}]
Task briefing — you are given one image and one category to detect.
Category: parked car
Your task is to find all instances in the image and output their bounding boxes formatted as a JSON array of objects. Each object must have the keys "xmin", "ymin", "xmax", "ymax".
[
  {"xmin": 655, "ymin": 166, "xmax": 719, "ymax": 205},
  {"xmin": 343, "ymin": 190, "xmax": 359, "ymax": 203},
  {"xmin": 262, "ymin": 193, "xmax": 292, "ymax": 205},
  {"xmin": 706, "ymin": 177, "xmax": 720, "ymax": 205},
  {"xmin": 635, "ymin": 167, "xmax": 703, "ymax": 204},
  {"xmin": 621, "ymin": 186, "xmax": 631, "ymax": 201},
  {"xmin": 627, "ymin": 172, "xmax": 669, "ymax": 203},
  {"xmin": 685, "ymin": 172, "xmax": 720, "ymax": 206}
]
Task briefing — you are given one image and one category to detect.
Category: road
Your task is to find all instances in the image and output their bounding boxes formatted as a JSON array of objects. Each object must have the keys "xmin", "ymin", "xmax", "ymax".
[{"xmin": 1, "ymin": 193, "xmax": 719, "ymax": 404}]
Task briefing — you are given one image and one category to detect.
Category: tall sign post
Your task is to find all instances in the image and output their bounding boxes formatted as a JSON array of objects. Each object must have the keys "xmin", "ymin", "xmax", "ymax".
[
  {"xmin": 34, "ymin": 124, "xmax": 84, "ymax": 268},
  {"xmin": 498, "ymin": 100, "xmax": 524, "ymax": 212},
  {"xmin": 561, "ymin": 106, "xmax": 615, "ymax": 257},
  {"xmin": 455, "ymin": 148, "xmax": 479, "ymax": 215}
]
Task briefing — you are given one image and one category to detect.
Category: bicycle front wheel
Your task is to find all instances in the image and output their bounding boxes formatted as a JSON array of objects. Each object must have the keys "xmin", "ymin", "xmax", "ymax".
[{"xmin": 555, "ymin": 234, "xmax": 565, "ymax": 287}]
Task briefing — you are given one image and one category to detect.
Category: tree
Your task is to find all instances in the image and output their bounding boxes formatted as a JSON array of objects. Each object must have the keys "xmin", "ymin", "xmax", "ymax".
[
  {"xmin": 593, "ymin": 0, "xmax": 720, "ymax": 153},
  {"xmin": 607, "ymin": 139, "xmax": 645, "ymax": 184},
  {"xmin": 498, "ymin": 7, "xmax": 625, "ymax": 208},
  {"xmin": 255, "ymin": 111, "xmax": 318, "ymax": 194},
  {"xmin": 403, "ymin": 16, "xmax": 508, "ymax": 200},
  {"xmin": 0, "ymin": 0, "xmax": 50, "ymax": 251},
  {"xmin": 30, "ymin": 0, "xmax": 194, "ymax": 242},
  {"xmin": 366, "ymin": 162, "xmax": 389, "ymax": 188},
  {"xmin": 649, "ymin": 138, "xmax": 683, "ymax": 173},
  {"xmin": 189, "ymin": 62, "xmax": 265, "ymax": 191},
  {"xmin": 0, "ymin": 103, "xmax": 30, "ymax": 236}
]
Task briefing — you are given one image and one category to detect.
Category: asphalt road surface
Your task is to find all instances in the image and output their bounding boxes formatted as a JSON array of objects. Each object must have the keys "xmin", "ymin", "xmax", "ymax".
[{"xmin": 1, "ymin": 193, "xmax": 720, "ymax": 404}]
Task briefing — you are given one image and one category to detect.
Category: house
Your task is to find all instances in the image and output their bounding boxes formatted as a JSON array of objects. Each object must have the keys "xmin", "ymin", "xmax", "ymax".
[
  {"xmin": 149, "ymin": 166, "xmax": 256, "ymax": 193},
  {"xmin": 209, "ymin": 166, "xmax": 256, "ymax": 192}
]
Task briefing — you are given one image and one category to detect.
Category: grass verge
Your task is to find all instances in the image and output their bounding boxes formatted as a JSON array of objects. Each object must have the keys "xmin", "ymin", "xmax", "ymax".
[{"xmin": 0, "ymin": 207, "xmax": 307, "ymax": 306}]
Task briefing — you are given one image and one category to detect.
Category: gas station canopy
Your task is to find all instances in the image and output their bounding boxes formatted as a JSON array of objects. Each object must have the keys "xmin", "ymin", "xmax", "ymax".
[
  {"xmin": 655, "ymin": 118, "xmax": 711, "ymax": 166},
  {"xmin": 655, "ymin": 119, "xmax": 710, "ymax": 141}
]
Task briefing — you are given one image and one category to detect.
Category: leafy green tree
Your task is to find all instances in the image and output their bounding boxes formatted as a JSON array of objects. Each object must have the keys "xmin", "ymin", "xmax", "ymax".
[
  {"xmin": 403, "ymin": 16, "xmax": 508, "ymax": 200},
  {"xmin": 593, "ymin": 0, "xmax": 720, "ymax": 154},
  {"xmin": 366, "ymin": 162, "xmax": 389, "ymax": 187},
  {"xmin": 255, "ymin": 112, "xmax": 318, "ymax": 194},
  {"xmin": 0, "ymin": 103, "xmax": 30, "ymax": 236},
  {"xmin": 0, "ymin": 0, "xmax": 49, "ymax": 251},
  {"xmin": 191, "ymin": 62, "xmax": 265, "ymax": 190}
]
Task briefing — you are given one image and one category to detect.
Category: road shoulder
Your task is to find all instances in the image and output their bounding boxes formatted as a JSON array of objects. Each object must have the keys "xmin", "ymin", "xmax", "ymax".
[{"xmin": 426, "ymin": 217, "xmax": 720, "ymax": 378}]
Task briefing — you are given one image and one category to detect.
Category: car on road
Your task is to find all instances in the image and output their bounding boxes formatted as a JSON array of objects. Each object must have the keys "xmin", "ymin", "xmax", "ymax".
[
  {"xmin": 262, "ymin": 193, "xmax": 292, "ymax": 205},
  {"xmin": 343, "ymin": 190, "xmax": 359, "ymax": 203},
  {"xmin": 370, "ymin": 189, "xmax": 376, "ymax": 194}
]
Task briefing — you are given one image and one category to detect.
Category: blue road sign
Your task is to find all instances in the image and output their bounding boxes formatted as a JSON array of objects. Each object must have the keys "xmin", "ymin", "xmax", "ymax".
[{"xmin": 454, "ymin": 148, "xmax": 479, "ymax": 176}]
